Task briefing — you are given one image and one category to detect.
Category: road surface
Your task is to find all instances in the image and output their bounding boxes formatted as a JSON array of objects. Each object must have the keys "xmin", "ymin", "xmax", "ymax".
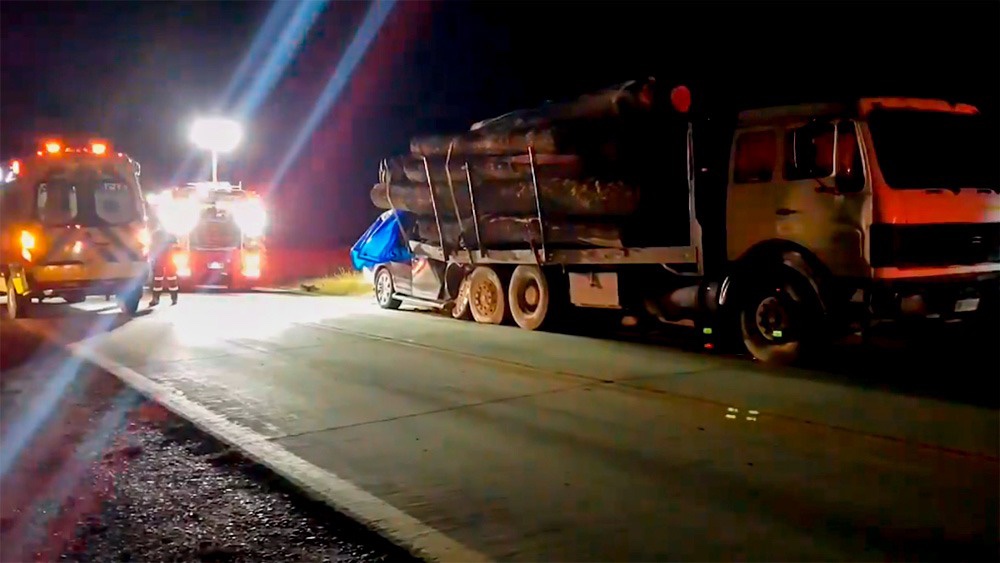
[{"xmin": 15, "ymin": 292, "xmax": 1000, "ymax": 562}]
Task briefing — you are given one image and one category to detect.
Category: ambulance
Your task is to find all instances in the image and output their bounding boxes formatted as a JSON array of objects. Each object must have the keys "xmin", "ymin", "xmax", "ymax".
[{"xmin": 0, "ymin": 139, "xmax": 151, "ymax": 318}]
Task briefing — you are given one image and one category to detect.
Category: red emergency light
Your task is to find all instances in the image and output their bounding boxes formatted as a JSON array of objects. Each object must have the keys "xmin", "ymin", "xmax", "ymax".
[
  {"xmin": 38, "ymin": 139, "xmax": 114, "ymax": 156},
  {"xmin": 670, "ymin": 85, "xmax": 692, "ymax": 114}
]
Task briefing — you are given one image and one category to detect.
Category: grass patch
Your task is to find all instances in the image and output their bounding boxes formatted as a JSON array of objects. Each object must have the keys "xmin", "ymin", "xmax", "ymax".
[{"xmin": 293, "ymin": 270, "xmax": 371, "ymax": 297}]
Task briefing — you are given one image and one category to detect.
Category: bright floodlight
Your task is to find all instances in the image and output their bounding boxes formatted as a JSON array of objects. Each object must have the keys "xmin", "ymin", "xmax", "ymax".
[{"xmin": 189, "ymin": 117, "xmax": 243, "ymax": 153}]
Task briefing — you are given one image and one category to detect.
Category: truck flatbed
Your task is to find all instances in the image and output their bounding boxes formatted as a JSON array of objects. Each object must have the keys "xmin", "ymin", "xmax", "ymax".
[{"xmin": 409, "ymin": 240, "xmax": 698, "ymax": 266}]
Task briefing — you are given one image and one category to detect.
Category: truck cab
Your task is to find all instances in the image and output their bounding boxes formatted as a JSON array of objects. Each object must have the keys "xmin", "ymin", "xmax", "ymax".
[
  {"xmin": 0, "ymin": 139, "xmax": 151, "ymax": 318},
  {"xmin": 724, "ymin": 98, "xmax": 998, "ymax": 359}
]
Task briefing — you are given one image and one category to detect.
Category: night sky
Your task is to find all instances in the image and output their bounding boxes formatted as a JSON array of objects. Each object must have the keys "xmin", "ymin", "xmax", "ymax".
[{"xmin": 2, "ymin": 0, "xmax": 997, "ymax": 248}]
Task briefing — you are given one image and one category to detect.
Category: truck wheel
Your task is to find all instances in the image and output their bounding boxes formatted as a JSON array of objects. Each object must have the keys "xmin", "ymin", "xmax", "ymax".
[
  {"xmin": 451, "ymin": 276, "xmax": 473, "ymax": 320},
  {"xmin": 117, "ymin": 289, "xmax": 142, "ymax": 316},
  {"xmin": 62, "ymin": 291, "xmax": 86, "ymax": 304},
  {"xmin": 738, "ymin": 270, "xmax": 823, "ymax": 365},
  {"xmin": 469, "ymin": 266, "xmax": 507, "ymax": 325},
  {"xmin": 6, "ymin": 286, "xmax": 31, "ymax": 319},
  {"xmin": 374, "ymin": 267, "xmax": 402, "ymax": 310},
  {"xmin": 508, "ymin": 265, "xmax": 552, "ymax": 330}
]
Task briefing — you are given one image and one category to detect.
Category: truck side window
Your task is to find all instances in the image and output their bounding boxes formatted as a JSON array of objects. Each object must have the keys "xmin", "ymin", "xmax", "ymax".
[
  {"xmin": 733, "ymin": 130, "xmax": 777, "ymax": 184},
  {"xmin": 835, "ymin": 121, "xmax": 862, "ymax": 178},
  {"xmin": 785, "ymin": 121, "xmax": 836, "ymax": 180}
]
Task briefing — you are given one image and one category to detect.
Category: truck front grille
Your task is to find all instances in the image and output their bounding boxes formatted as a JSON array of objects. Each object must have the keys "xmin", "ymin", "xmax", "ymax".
[
  {"xmin": 870, "ymin": 223, "xmax": 1000, "ymax": 268},
  {"xmin": 191, "ymin": 219, "xmax": 241, "ymax": 249}
]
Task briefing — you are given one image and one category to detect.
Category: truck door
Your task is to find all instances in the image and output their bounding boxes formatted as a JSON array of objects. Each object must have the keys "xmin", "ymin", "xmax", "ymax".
[
  {"xmin": 773, "ymin": 119, "xmax": 869, "ymax": 276},
  {"xmin": 726, "ymin": 127, "xmax": 780, "ymax": 259}
]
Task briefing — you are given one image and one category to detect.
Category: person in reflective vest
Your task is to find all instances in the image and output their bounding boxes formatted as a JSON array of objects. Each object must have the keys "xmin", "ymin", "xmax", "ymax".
[{"xmin": 148, "ymin": 215, "xmax": 179, "ymax": 306}]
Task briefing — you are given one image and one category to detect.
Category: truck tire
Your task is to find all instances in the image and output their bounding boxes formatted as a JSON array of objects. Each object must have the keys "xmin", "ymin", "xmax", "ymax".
[
  {"xmin": 469, "ymin": 266, "xmax": 507, "ymax": 325},
  {"xmin": 62, "ymin": 291, "xmax": 86, "ymax": 304},
  {"xmin": 6, "ymin": 286, "xmax": 31, "ymax": 319},
  {"xmin": 117, "ymin": 288, "xmax": 142, "ymax": 316},
  {"xmin": 451, "ymin": 276, "xmax": 473, "ymax": 320},
  {"xmin": 508, "ymin": 265, "xmax": 552, "ymax": 330},
  {"xmin": 374, "ymin": 267, "xmax": 402, "ymax": 310},
  {"xmin": 738, "ymin": 268, "xmax": 824, "ymax": 365}
]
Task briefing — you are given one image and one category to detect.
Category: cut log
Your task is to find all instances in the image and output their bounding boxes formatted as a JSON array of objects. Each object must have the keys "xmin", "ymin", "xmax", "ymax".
[
  {"xmin": 381, "ymin": 154, "xmax": 583, "ymax": 185},
  {"xmin": 469, "ymin": 77, "xmax": 657, "ymax": 133},
  {"xmin": 370, "ymin": 177, "xmax": 639, "ymax": 217},
  {"xmin": 414, "ymin": 216, "xmax": 623, "ymax": 249},
  {"xmin": 410, "ymin": 78, "xmax": 659, "ymax": 157},
  {"xmin": 410, "ymin": 128, "xmax": 559, "ymax": 157}
]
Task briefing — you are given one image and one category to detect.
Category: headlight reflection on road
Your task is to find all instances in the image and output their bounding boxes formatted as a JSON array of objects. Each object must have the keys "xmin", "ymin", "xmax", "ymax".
[{"xmin": 164, "ymin": 295, "xmax": 372, "ymax": 349}]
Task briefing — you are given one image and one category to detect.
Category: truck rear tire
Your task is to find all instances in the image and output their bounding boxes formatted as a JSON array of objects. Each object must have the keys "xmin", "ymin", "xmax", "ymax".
[
  {"xmin": 738, "ymin": 269, "xmax": 823, "ymax": 365},
  {"xmin": 62, "ymin": 291, "xmax": 86, "ymax": 304},
  {"xmin": 469, "ymin": 266, "xmax": 507, "ymax": 325},
  {"xmin": 508, "ymin": 265, "xmax": 552, "ymax": 330},
  {"xmin": 451, "ymin": 276, "xmax": 473, "ymax": 320},
  {"xmin": 117, "ymin": 289, "xmax": 142, "ymax": 316},
  {"xmin": 6, "ymin": 286, "xmax": 31, "ymax": 319}
]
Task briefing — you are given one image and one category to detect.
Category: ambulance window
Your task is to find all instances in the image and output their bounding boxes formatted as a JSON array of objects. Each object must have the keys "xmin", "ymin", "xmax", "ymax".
[
  {"xmin": 784, "ymin": 121, "xmax": 836, "ymax": 180},
  {"xmin": 733, "ymin": 129, "xmax": 777, "ymax": 184},
  {"xmin": 37, "ymin": 182, "xmax": 79, "ymax": 225},
  {"xmin": 95, "ymin": 180, "xmax": 139, "ymax": 224}
]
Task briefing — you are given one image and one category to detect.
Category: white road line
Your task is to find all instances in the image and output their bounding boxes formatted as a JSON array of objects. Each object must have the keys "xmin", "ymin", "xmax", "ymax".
[{"xmin": 65, "ymin": 341, "xmax": 493, "ymax": 563}]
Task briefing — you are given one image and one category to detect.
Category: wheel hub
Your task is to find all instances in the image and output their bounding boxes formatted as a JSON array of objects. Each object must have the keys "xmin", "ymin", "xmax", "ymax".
[
  {"xmin": 376, "ymin": 273, "xmax": 391, "ymax": 303},
  {"xmin": 473, "ymin": 281, "xmax": 497, "ymax": 314},
  {"xmin": 523, "ymin": 284, "xmax": 539, "ymax": 308},
  {"xmin": 755, "ymin": 295, "xmax": 790, "ymax": 341}
]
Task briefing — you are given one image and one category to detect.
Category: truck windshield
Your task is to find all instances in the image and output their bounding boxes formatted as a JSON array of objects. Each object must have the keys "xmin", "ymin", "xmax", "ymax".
[
  {"xmin": 36, "ymin": 174, "xmax": 141, "ymax": 226},
  {"xmin": 868, "ymin": 109, "xmax": 999, "ymax": 191}
]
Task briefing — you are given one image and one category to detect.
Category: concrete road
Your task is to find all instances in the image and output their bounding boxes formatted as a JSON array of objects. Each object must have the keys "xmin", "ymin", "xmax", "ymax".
[{"xmin": 15, "ymin": 293, "xmax": 1000, "ymax": 561}]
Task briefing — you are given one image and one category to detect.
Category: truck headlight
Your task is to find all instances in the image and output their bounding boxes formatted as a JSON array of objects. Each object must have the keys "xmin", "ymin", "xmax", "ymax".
[
  {"xmin": 160, "ymin": 200, "xmax": 199, "ymax": 236},
  {"xmin": 233, "ymin": 201, "xmax": 267, "ymax": 238}
]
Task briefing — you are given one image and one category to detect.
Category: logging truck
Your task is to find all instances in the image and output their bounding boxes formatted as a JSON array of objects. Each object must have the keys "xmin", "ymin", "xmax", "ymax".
[{"xmin": 367, "ymin": 86, "xmax": 999, "ymax": 364}]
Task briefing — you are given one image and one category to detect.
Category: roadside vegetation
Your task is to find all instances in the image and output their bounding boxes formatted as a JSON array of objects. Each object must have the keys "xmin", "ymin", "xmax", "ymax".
[{"xmin": 293, "ymin": 269, "xmax": 371, "ymax": 296}]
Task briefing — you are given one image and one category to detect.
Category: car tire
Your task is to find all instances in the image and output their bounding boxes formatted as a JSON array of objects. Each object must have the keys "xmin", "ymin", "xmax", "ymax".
[{"xmin": 374, "ymin": 267, "xmax": 402, "ymax": 310}]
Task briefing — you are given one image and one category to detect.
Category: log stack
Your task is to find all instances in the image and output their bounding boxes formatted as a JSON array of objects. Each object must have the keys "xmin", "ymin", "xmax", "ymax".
[{"xmin": 370, "ymin": 77, "xmax": 689, "ymax": 250}]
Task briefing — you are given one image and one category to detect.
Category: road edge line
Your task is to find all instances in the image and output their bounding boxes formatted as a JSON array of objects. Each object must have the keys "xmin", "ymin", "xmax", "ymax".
[{"xmin": 65, "ymin": 341, "xmax": 492, "ymax": 563}]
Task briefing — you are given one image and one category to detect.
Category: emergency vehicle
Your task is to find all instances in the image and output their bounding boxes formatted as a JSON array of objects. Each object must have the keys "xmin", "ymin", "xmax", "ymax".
[
  {"xmin": 0, "ymin": 139, "xmax": 150, "ymax": 318},
  {"xmin": 146, "ymin": 181, "xmax": 266, "ymax": 290}
]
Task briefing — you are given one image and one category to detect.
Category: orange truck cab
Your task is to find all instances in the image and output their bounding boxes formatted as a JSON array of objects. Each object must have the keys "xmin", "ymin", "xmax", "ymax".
[
  {"xmin": 0, "ymin": 139, "xmax": 151, "ymax": 318},
  {"xmin": 722, "ymin": 97, "xmax": 998, "ymax": 357}
]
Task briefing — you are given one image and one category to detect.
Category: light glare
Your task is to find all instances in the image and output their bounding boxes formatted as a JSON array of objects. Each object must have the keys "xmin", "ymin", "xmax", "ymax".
[{"xmin": 189, "ymin": 117, "xmax": 243, "ymax": 153}]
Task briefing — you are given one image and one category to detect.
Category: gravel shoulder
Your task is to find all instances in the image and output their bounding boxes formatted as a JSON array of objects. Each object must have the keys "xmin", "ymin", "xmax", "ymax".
[{"xmin": 0, "ymin": 322, "xmax": 417, "ymax": 563}]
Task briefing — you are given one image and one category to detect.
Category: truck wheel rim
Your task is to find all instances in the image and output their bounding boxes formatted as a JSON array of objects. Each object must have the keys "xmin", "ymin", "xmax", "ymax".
[
  {"xmin": 755, "ymin": 294, "xmax": 790, "ymax": 341},
  {"xmin": 473, "ymin": 281, "xmax": 497, "ymax": 315},
  {"xmin": 524, "ymin": 284, "xmax": 539, "ymax": 308}
]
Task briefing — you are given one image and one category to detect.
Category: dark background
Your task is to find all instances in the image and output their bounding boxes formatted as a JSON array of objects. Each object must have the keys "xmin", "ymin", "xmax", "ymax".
[{"xmin": 2, "ymin": 0, "xmax": 997, "ymax": 248}]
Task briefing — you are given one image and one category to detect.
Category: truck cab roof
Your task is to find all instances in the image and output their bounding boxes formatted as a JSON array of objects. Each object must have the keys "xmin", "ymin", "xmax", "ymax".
[{"xmin": 737, "ymin": 97, "xmax": 981, "ymax": 127}]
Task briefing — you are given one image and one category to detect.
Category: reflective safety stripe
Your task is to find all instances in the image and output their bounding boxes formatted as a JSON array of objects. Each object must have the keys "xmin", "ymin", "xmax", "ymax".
[{"xmin": 37, "ymin": 225, "xmax": 145, "ymax": 266}]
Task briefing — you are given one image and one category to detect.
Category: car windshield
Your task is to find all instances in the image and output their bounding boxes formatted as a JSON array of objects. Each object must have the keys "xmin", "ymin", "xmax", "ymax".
[
  {"xmin": 36, "ymin": 172, "xmax": 141, "ymax": 226},
  {"xmin": 868, "ymin": 109, "xmax": 999, "ymax": 191}
]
